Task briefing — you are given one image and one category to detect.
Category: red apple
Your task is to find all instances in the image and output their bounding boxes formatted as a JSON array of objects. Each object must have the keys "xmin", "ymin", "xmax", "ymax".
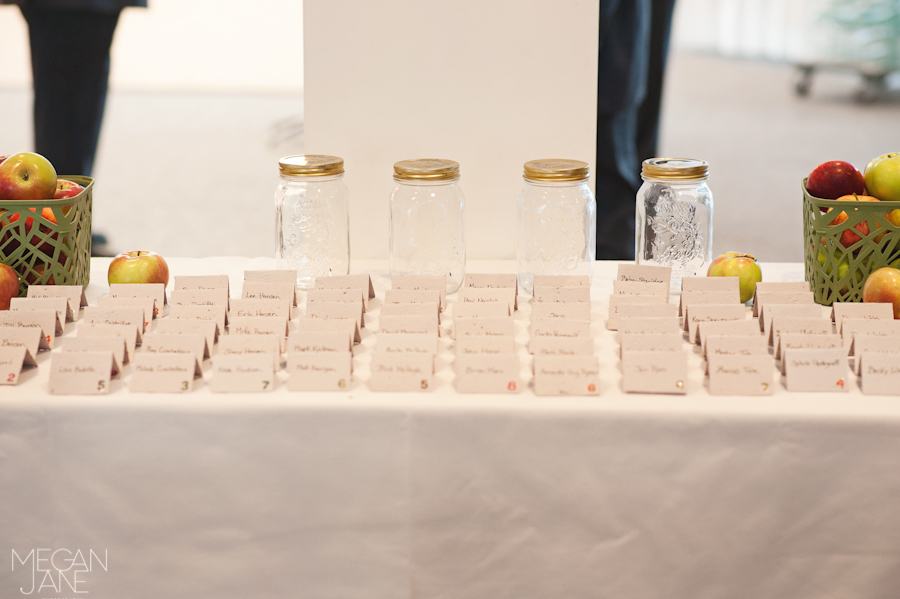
[
  {"xmin": 0, "ymin": 152, "xmax": 57, "ymax": 201},
  {"xmin": 108, "ymin": 251, "xmax": 169, "ymax": 286},
  {"xmin": 807, "ymin": 160, "xmax": 866, "ymax": 200},
  {"xmin": 826, "ymin": 194, "xmax": 880, "ymax": 248},
  {"xmin": 0, "ymin": 155, "xmax": 9, "ymax": 165},
  {"xmin": 0, "ymin": 263, "xmax": 18, "ymax": 309},
  {"xmin": 863, "ymin": 267, "xmax": 900, "ymax": 319},
  {"xmin": 54, "ymin": 179, "xmax": 83, "ymax": 199},
  {"xmin": 706, "ymin": 251, "xmax": 763, "ymax": 303},
  {"xmin": 864, "ymin": 152, "xmax": 900, "ymax": 202}
]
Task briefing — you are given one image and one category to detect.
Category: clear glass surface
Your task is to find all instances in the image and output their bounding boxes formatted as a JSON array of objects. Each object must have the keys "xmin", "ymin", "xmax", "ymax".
[
  {"xmin": 517, "ymin": 179, "xmax": 597, "ymax": 294},
  {"xmin": 635, "ymin": 177, "xmax": 713, "ymax": 290},
  {"xmin": 275, "ymin": 173, "xmax": 350, "ymax": 289},
  {"xmin": 389, "ymin": 178, "xmax": 466, "ymax": 294}
]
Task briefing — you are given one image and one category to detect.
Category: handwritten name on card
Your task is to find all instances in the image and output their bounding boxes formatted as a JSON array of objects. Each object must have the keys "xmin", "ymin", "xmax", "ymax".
[
  {"xmin": 314, "ymin": 274, "xmax": 375, "ymax": 299},
  {"xmin": 611, "ymin": 280, "xmax": 668, "ymax": 297},
  {"xmin": 142, "ymin": 333, "xmax": 210, "ymax": 362},
  {"xmin": 209, "ymin": 353, "xmax": 275, "ymax": 393},
  {"xmin": 307, "ymin": 301, "xmax": 364, "ymax": 328},
  {"xmin": 532, "ymin": 302, "xmax": 591, "ymax": 322},
  {"xmin": 380, "ymin": 314, "xmax": 440, "ymax": 337},
  {"xmin": 0, "ymin": 310, "xmax": 60, "ymax": 348},
  {"xmin": 768, "ymin": 317, "xmax": 833, "ymax": 347},
  {"xmin": 704, "ymin": 334, "xmax": 767, "ymax": 361},
  {"xmin": 530, "ymin": 319, "xmax": 591, "ymax": 343},
  {"xmin": 619, "ymin": 302, "xmax": 678, "ymax": 320},
  {"xmin": 455, "ymin": 353, "xmax": 521, "ymax": 394},
  {"xmin": 130, "ymin": 353, "xmax": 202, "ymax": 393},
  {"xmin": 852, "ymin": 336, "xmax": 900, "ymax": 375},
  {"xmin": 295, "ymin": 317, "xmax": 361, "ymax": 343},
  {"xmin": 752, "ymin": 281, "xmax": 809, "ymax": 314},
  {"xmin": 533, "ymin": 275, "xmax": 590, "ymax": 288},
  {"xmin": 454, "ymin": 317, "xmax": 515, "ymax": 339},
  {"xmin": 754, "ymin": 290, "xmax": 815, "ymax": 318},
  {"xmin": 607, "ymin": 294, "xmax": 667, "ymax": 330},
  {"xmin": 831, "ymin": 302, "xmax": 894, "ymax": 325},
  {"xmin": 287, "ymin": 331, "xmax": 352, "ymax": 354},
  {"xmin": 241, "ymin": 282, "xmax": 295, "ymax": 314},
  {"xmin": 685, "ymin": 304, "xmax": 746, "ymax": 344},
  {"xmin": 377, "ymin": 332, "xmax": 439, "ymax": 355},
  {"xmin": 699, "ymin": 320, "xmax": 762, "ymax": 354},
  {"xmin": 63, "ymin": 335, "xmax": 127, "ymax": 369},
  {"xmin": 775, "ymin": 333, "xmax": 841, "ymax": 364},
  {"xmin": 170, "ymin": 288, "xmax": 230, "ymax": 311},
  {"xmin": 783, "ymin": 347, "xmax": 848, "ymax": 392},
  {"xmin": 97, "ymin": 296, "xmax": 155, "ymax": 328},
  {"xmin": 679, "ymin": 290, "xmax": 741, "ymax": 317},
  {"xmin": 453, "ymin": 301, "xmax": 510, "ymax": 319},
  {"xmin": 463, "ymin": 273, "xmax": 517, "ymax": 291},
  {"xmin": 169, "ymin": 303, "xmax": 228, "ymax": 332},
  {"xmin": 306, "ymin": 288, "xmax": 367, "ymax": 311},
  {"xmin": 49, "ymin": 351, "xmax": 116, "ymax": 394},
  {"xmin": 0, "ymin": 326, "xmax": 49, "ymax": 357},
  {"xmin": 617, "ymin": 317, "xmax": 681, "ymax": 339},
  {"xmin": 616, "ymin": 264, "xmax": 672, "ymax": 286},
  {"xmin": 155, "ymin": 318, "xmax": 218, "ymax": 350},
  {"xmin": 760, "ymin": 303, "xmax": 824, "ymax": 335},
  {"xmin": 530, "ymin": 335, "xmax": 594, "ymax": 357},
  {"xmin": 532, "ymin": 355, "xmax": 601, "ymax": 396},
  {"xmin": 174, "ymin": 274, "xmax": 230, "ymax": 294},
  {"xmin": 384, "ymin": 289, "xmax": 442, "ymax": 308},
  {"xmin": 0, "ymin": 346, "xmax": 35, "ymax": 385},
  {"xmin": 220, "ymin": 334, "xmax": 282, "ymax": 371},
  {"xmin": 83, "ymin": 306, "xmax": 146, "ymax": 335},
  {"xmin": 458, "ymin": 287, "xmax": 517, "ymax": 311},
  {"xmin": 380, "ymin": 301, "xmax": 441, "ymax": 324},
  {"xmin": 455, "ymin": 334, "xmax": 516, "ymax": 355},
  {"xmin": 621, "ymin": 350, "xmax": 688, "ymax": 394},
  {"xmin": 391, "ymin": 275, "xmax": 447, "ymax": 310},
  {"xmin": 707, "ymin": 355, "xmax": 774, "ymax": 396},
  {"xmin": 842, "ymin": 318, "xmax": 900, "ymax": 349},
  {"xmin": 368, "ymin": 352, "xmax": 434, "ymax": 392},
  {"xmin": 228, "ymin": 317, "xmax": 289, "ymax": 347},
  {"xmin": 229, "ymin": 298, "xmax": 290, "ymax": 320},
  {"xmin": 532, "ymin": 287, "xmax": 590, "ymax": 305},
  {"xmin": 287, "ymin": 351, "xmax": 353, "ymax": 392},
  {"xmin": 109, "ymin": 282, "xmax": 167, "ymax": 309},
  {"xmin": 27, "ymin": 284, "xmax": 87, "ymax": 316},
  {"xmin": 859, "ymin": 352, "xmax": 900, "ymax": 395},
  {"xmin": 77, "ymin": 323, "xmax": 138, "ymax": 363},
  {"xmin": 11, "ymin": 296, "xmax": 72, "ymax": 326}
]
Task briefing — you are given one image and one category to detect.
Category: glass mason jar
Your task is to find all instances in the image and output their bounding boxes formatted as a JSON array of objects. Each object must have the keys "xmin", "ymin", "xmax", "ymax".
[
  {"xmin": 636, "ymin": 158, "xmax": 713, "ymax": 291},
  {"xmin": 517, "ymin": 159, "xmax": 597, "ymax": 294},
  {"xmin": 389, "ymin": 159, "xmax": 466, "ymax": 294},
  {"xmin": 275, "ymin": 155, "xmax": 350, "ymax": 289}
]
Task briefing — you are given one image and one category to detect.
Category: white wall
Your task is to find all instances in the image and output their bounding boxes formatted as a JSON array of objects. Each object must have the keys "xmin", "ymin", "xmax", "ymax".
[
  {"xmin": 303, "ymin": 0, "xmax": 599, "ymax": 260},
  {"xmin": 0, "ymin": 0, "xmax": 303, "ymax": 93}
]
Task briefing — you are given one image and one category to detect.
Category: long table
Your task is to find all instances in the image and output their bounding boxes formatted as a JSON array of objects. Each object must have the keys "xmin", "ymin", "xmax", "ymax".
[{"xmin": 2, "ymin": 258, "xmax": 899, "ymax": 599}]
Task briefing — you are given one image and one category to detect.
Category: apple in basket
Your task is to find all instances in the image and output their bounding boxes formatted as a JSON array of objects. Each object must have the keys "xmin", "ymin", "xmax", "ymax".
[
  {"xmin": 807, "ymin": 160, "xmax": 866, "ymax": 201},
  {"xmin": 863, "ymin": 266, "xmax": 900, "ymax": 319},
  {"xmin": 0, "ymin": 152, "xmax": 57, "ymax": 201},
  {"xmin": 108, "ymin": 251, "xmax": 170, "ymax": 286},
  {"xmin": 864, "ymin": 153, "xmax": 900, "ymax": 203},
  {"xmin": 826, "ymin": 194, "xmax": 880, "ymax": 248}
]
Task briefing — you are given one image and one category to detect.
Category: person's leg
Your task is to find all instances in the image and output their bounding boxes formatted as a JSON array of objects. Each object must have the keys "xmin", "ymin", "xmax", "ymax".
[
  {"xmin": 595, "ymin": 0, "xmax": 651, "ymax": 260},
  {"xmin": 636, "ymin": 0, "xmax": 677, "ymax": 163},
  {"xmin": 20, "ymin": 6, "xmax": 121, "ymax": 177}
]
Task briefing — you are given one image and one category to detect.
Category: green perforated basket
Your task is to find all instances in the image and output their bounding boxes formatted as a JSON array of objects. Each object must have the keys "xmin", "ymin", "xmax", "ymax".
[
  {"xmin": 0, "ymin": 176, "xmax": 92, "ymax": 296},
  {"xmin": 803, "ymin": 177, "xmax": 900, "ymax": 305}
]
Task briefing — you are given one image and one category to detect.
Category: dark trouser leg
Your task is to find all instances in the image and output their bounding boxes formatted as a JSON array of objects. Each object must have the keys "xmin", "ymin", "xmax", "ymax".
[
  {"xmin": 637, "ymin": 0, "xmax": 677, "ymax": 163},
  {"xmin": 20, "ymin": 7, "xmax": 120, "ymax": 177}
]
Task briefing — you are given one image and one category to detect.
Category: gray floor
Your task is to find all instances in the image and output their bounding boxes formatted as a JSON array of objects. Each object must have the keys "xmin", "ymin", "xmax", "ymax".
[{"xmin": 1, "ymin": 51, "xmax": 899, "ymax": 262}]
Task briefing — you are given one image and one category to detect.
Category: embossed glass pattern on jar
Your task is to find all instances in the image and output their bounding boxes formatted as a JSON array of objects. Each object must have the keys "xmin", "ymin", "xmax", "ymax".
[
  {"xmin": 389, "ymin": 159, "xmax": 466, "ymax": 294},
  {"xmin": 636, "ymin": 158, "xmax": 713, "ymax": 290},
  {"xmin": 275, "ymin": 155, "xmax": 350, "ymax": 289},
  {"xmin": 517, "ymin": 159, "xmax": 597, "ymax": 294}
]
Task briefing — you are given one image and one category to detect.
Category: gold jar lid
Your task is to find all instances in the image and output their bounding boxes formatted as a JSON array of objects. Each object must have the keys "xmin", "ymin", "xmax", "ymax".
[
  {"xmin": 394, "ymin": 159, "xmax": 459, "ymax": 181},
  {"xmin": 523, "ymin": 159, "xmax": 590, "ymax": 182},
  {"xmin": 279, "ymin": 155, "xmax": 344, "ymax": 177},
  {"xmin": 641, "ymin": 158, "xmax": 708, "ymax": 180}
]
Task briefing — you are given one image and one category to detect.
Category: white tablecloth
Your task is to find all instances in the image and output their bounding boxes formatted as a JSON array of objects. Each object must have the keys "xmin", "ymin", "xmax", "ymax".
[{"xmin": 2, "ymin": 258, "xmax": 899, "ymax": 599}]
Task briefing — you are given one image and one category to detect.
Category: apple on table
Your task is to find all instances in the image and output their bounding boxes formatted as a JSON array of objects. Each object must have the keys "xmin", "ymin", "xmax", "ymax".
[
  {"xmin": 0, "ymin": 263, "xmax": 18, "ymax": 309},
  {"xmin": 707, "ymin": 251, "xmax": 763, "ymax": 303},
  {"xmin": 863, "ymin": 267, "xmax": 900, "ymax": 319},
  {"xmin": 108, "ymin": 251, "xmax": 170, "ymax": 287}
]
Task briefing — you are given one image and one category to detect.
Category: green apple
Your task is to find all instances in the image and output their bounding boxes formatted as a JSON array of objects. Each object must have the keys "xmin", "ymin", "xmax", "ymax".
[
  {"xmin": 864, "ymin": 152, "xmax": 900, "ymax": 202},
  {"xmin": 0, "ymin": 152, "xmax": 57, "ymax": 201},
  {"xmin": 706, "ymin": 251, "xmax": 763, "ymax": 303},
  {"xmin": 863, "ymin": 266, "xmax": 900, "ymax": 318},
  {"xmin": 108, "ymin": 251, "xmax": 169, "ymax": 286}
]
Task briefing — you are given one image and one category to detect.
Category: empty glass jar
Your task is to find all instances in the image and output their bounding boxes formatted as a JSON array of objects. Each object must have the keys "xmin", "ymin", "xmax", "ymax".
[
  {"xmin": 517, "ymin": 159, "xmax": 597, "ymax": 294},
  {"xmin": 389, "ymin": 159, "xmax": 466, "ymax": 294},
  {"xmin": 275, "ymin": 155, "xmax": 350, "ymax": 289},
  {"xmin": 635, "ymin": 158, "xmax": 713, "ymax": 290}
]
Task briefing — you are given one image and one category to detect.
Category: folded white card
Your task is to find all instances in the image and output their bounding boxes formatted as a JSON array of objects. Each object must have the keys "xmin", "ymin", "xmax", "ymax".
[
  {"xmin": 174, "ymin": 274, "xmax": 230, "ymax": 294},
  {"xmin": 0, "ymin": 326, "xmax": 50, "ymax": 357},
  {"xmin": 533, "ymin": 275, "xmax": 590, "ymax": 288},
  {"xmin": 0, "ymin": 345, "xmax": 36, "ymax": 385},
  {"xmin": 616, "ymin": 264, "xmax": 671, "ymax": 287},
  {"xmin": 453, "ymin": 301, "xmax": 510, "ymax": 319},
  {"xmin": 11, "ymin": 296, "xmax": 72, "ymax": 326},
  {"xmin": 83, "ymin": 306, "xmax": 146, "ymax": 335},
  {"xmin": 611, "ymin": 279, "xmax": 668, "ymax": 298},
  {"xmin": 454, "ymin": 316, "xmax": 514, "ymax": 339},
  {"xmin": 618, "ymin": 316, "xmax": 681, "ymax": 340},
  {"xmin": 49, "ymin": 351, "xmax": 116, "ymax": 394},
  {"xmin": 530, "ymin": 335, "xmax": 594, "ymax": 357},
  {"xmin": 0, "ymin": 309, "xmax": 63, "ymax": 348},
  {"xmin": 391, "ymin": 275, "xmax": 447, "ymax": 310},
  {"xmin": 684, "ymin": 304, "xmax": 747, "ymax": 344},
  {"xmin": 530, "ymin": 319, "xmax": 592, "ymax": 349},
  {"xmin": 380, "ymin": 314, "xmax": 440, "ymax": 337},
  {"xmin": 314, "ymin": 274, "xmax": 375, "ymax": 300},
  {"xmin": 154, "ymin": 318, "xmax": 218, "ymax": 351},
  {"xmin": 228, "ymin": 316, "xmax": 288, "ymax": 350},
  {"xmin": 244, "ymin": 269, "xmax": 298, "ymax": 305},
  {"xmin": 377, "ymin": 332, "xmax": 439, "ymax": 355},
  {"xmin": 458, "ymin": 286, "xmax": 518, "ymax": 311},
  {"xmin": 621, "ymin": 350, "xmax": 687, "ymax": 394},
  {"xmin": 63, "ymin": 335, "xmax": 127, "ymax": 369},
  {"xmin": 707, "ymin": 354, "xmax": 774, "ymax": 396},
  {"xmin": 130, "ymin": 353, "xmax": 202, "ymax": 393},
  {"xmin": 306, "ymin": 288, "xmax": 367, "ymax": 311},
  {"xmin": 532, "ymin": 302, "xmax": 591, "ymax": 322},
  {"xmin": 607, "ymin": 294, "xmax": 667, "ymax": 330},
  {"xmin": 532, "ymin": 286, "xmax": 590, "ymax": 305},
  {"xmin": 287, "ymin": 331, "xmax": 352, "ymax": 354},
  {"xmin": 841, "ymin": 318, "xmax": 900, "ymax": 349},
  {"xmin": 220, "ymin": 334, "xmax": 282, "ymax": 370},
  {"xmin": 463, "ymin": 273, "xmax": 517, "ymax": 292},
  {"xmin": 109, "ymin": 282, "xmax": 167, "ymax": 309},
  {"xmin": 368, "ymin": 351, "xmax": 434, "ymax": 392},
  {"xmin": 169, "ymin": 303, "xmax": 228, "ymax": 333},
  {"xmin": 77, "ymin": 322, "xmax": 138, "ymax": 363},
  {"xmin": 307, "ymin": 301, "xmax": 364, "ymax": 328},
  {"xmin": 142, "ymin": 333, "xmax": 210, "ymax": 362},
  {"xmin": 170, "ymin": 288, "xmax": 230, "ymax": 310},
  {"xmin": 679, "ymin": 290, "xmax": 741, "ymax": 317},
  {"xmin": 294, "ymin": 317, "xmax": 361, "ymax": 343},
  {"xmin": 380, "ymin": 301, "xmax": 440, "ymax": 324},
  {"xmin": 287, "ymin": 351, "xmax": 353, "ymax": 391},
  {"xmin": 209, "ymin": 353, "xmax": 276, "ymax": 393},
  {"xmin": 754, "ymin": 290, "xmax": 815, "ymax": 318},
  {"xmin": 681, "ymin": 276, "xmax": 740, "ymax": 294},
  {"xmin": 831, "ymin": 301, "xmax": 894, "ymax": 325},
  {"xmin": 783, "ymin": 347, "xmax": 848, "ymax": 392},
  {"xmin": 532, "ymin": 355, "xmax": 600, "ymax": 396},
  {"xmin": 620, "ymin": 332, "xmax": 683, "ymax": 357},
  {"xmin": 455, "ymin": 334, "xmax": 516, "ymax": 355},
  {"xmin": 229, "ymin": 298, "xmax": 291, "ymax": 320},
  {"xmin": 96, "ymin": 296, "xmax": 155, "ymax": 329},
  {"xmin": 752, "ymin": 281, "xmax": 809, "ymax": 314},
  {"xmin": 27, "ymin": 284, "xmax": 87, "ymax": 317},
  {"xmin": 384, "ymin": 289, "xmax": 442, "ymax": 308},
  {"xmin": 760, "ymin": 303, "xmax": 824, "ymax": 335},
  {"xmin": 698, "ymin": 319, "xmax": 763, "ymax": 353},
  {"xmin": 852, "ymin": 336, "xmax": 900, "ymax": 375},
  {"xmin": 859, "ymin": 352, "xmax": 900, "ymax": 395},
  {"xmin": 768, "ymin": 317, "xmax": 833, "ymax": 347},
  {"xmin": 455, "ymin": 353, "xmax": 521, "ymax": 394},
  {"xmin": 704, "ymin": 334, "xmax": 767, "ymax": 362},
  {"xmin": 775, "ymin": 333, "xmax": 841, "ymax": 363},
  {"xmin": 241, "ymin": 282, "xmax": 295, "ymax": 315}
]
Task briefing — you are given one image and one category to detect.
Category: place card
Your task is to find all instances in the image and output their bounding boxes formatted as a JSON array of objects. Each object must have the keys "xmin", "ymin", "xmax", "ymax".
[
  {"xmin": 455, "ymin": 353, "xmax": 521, "ymax": 393},
  {"xmin": 532, "ymin": 287, "xmax": 590, "ymax": 305},
  {"xmin": 142, "ymin": 333, "xmax": 210, "ymax": 362},
  {"xmin": 532, "ymin": 302, "xmax": 591, "ymax": 322},
  {"xmin": 852, "ymin": 336, "xmax": 900, "ymax": 374},
  {"xmin": 49, "ymin": 351, "xmax": 117, "ymax": 395},
  {"xmin": 704, "ymin": 335, "xmax": 767, "ymax": 363},
  {"xmin": 220, "ymin": 334, "xmax": 282, "ymax": 370},
  {"xmin": 314, "ymin": 274, "xmax": 375, "ymax": 300},
  {"xmin": 768, "ymin": 317, "xmax": 832, "ymax": 346},
  {"xmin": 109, "ymin": 282, "xmax": 167, "ymax": 310},
  {"xmin": 532, "ymin": 355, "xmax": 600, "ymax": 395},
  {"xmin": 169, "ymin": 303, "xmax": 228, "ymax": 333},
  {"xmin": 130, "ymin": 353, "xmax": 202, "ymax": 393},
  {"xmin": 368, "ymin": 351, "xmax": 434, "ymax": 392},
  {"xmin": 699, "ymin": 320, "xmax": 763, "ymax": 353},
  {"xmin": 453, "ymin": 301, "xmax": 510, "ymax": 319},
  {"xmin": 244, "ymin": 269, "xmax": 298, "ymax": 305},
  {"xmin": 685, "ymin": 304, "xmax": 746, "ymax": 344},
  {"xmin": 618, "ymin": 302, "xmax": 678, "ymax": 322},
  {"xmin": 11, "ymin": 296, "xmax": 72, "ymax": 326},
  {"xmin": 391, "ymin": 275, "xmax": 447, "ymax": 310},
  {"xmin": 707, "ymin": 355, "xmax": 774, "ymax": 395},
  {"xmin": 679, "ymin": 290, "xmax": 740, "ymax": 317},
  {"xmin": 783, "ymin": 347, "xmax": 848, "ymax": 392},
  {"xmin": 380, "ymin": 314, "xmax": 440, "ymax": 337},
  {"xmin": 83, "ymin": 306, "xmax": 146, "ymax": 335},
  {"xmin": 530, "ymin": 335, "xmax": 593, "ymax": 357},
  {"xmin": 27, "ymin": 284, "xmax": 87, "ymax": 317},
  {"xmin": 377, "ymin": 332, "xmax": 439, "ymax": 355},
  {"xmin": 63, "ymin": 336, "xmax": 127, "ymax": 369},
  {"xmin": 533, "ymin": 275, "xmax": 589, "ymax": 288},
  {"xmin": 463, "ymin": 273, "xmax": 517, "ymax": 292},
  {"xmin": 752, "ymin": 281, "xmax": 809, "ymax": 314},
  {"xmin": 229, "ymin": 298, "xmax": 290, "ymax": 320},
  {"xmin": 0, "ymin": 346, "xmax": 36, "ymax": 385},
  {"xmin": 228, "ymin": 316, "xmax": 289, "ymax": 350},
  {"xmin": 759, "ymin": 303, "xmax": 824, "ymax": 334},
  {"xmin": 241, "ymin": 282, "xmax": 295, "ymax": 314},
  {"xmin": 618, "ymin": 316, "xmax": 681, "ymax": 339},
  {"xmin": 454, "ymin": 316, "xmax": 515, "ymax": 339},
  {"xmin": 287, "ymin": 331, "xmax": 352, "ymax": 354},
  {"xmin": 530, "ymin": 318, "xmax": 591, "ymax": 345},
  {"xmin": 607, "ymin": 294, "xmax": 667, "ymax": 330},
  {"xmin": 458, "ymin": 286, "xmax": 518, "ymax": 311},
  {"xmin": 831, "ymin": 301, "xmax": 894, "ymax": 325},
  {"xmin": 96, "ymin": 296, "xmax": 155, "ymax": 329},
  {"xmin": 681, "ymin": 276, "xmax": 740, "ymax": 294},
  {"xmin": 155, "ymin": 318, "xmax": 218, "ymax": 351},
  {"xmin": 307, "ymin": 288, "xmax": 367, "ymax": 311},
  {"xmin": 754, "ymin": 290, "xmax": 815, "ymax": 318},
  {"xmin": 620, "ymin": 332, "xmax": 683, "ymax": 357},
  {"xmin": 209, "ymin": 353, "xmax": 275, "ymax": 393},
  {"xmin": 455, "ymin": 334, "xmax": 516, "ymax": 355},
  {"xmin": 384, "ymin": 289, "xmax": 442, "ymax": 308},
  {"xmin": 174, "ymin": 274, "xmax": 230, "ymax": 295},
  {"xmin": 77, "ymin": 323, "xmax": 138, "ymax": 363},
  {"xmin": 775, "ymin": 333, "xmax": 841, "ymax": 361},
  {"xmin": 840, "ymin": 319, "xmax": 900, "ymax": 349},
  {"xmin": 0, "ymin": 310, "xmax": 62, "ymax": 348},
  {"xmin": 611, "ymin": 279, "xmax": 668, "ymax": 297},
  {"xmin": 859, "ymin": 351, "xmax": 900, "ymax": 395},
  {"xmin": 616, "ymin": 264, "xmax": 671, "ymax": 287},
  {"xmin": 287, "ymin": 351, "xmax": 353, "ymax": 392},
  {"xmin": 621, "ymin": 350, "xmax": 687, "ymax": 394},
  {"xmin": 170, "ymin": 288, "xmax": 230, "ymax": 311},
  {"xmin": 380, "ymin": 301, "xmax": 441, "ymax": 324},
  {"xmin": 307, "ymin": 301, "xmax": 365, "ymax": 328},
  {"xmin": 0, "ymin": 326, "xmax": 50, "ymax": 357},
  {"xmin": 294, "ymin": 317, "xmax": 361, "ymax": 343}
]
